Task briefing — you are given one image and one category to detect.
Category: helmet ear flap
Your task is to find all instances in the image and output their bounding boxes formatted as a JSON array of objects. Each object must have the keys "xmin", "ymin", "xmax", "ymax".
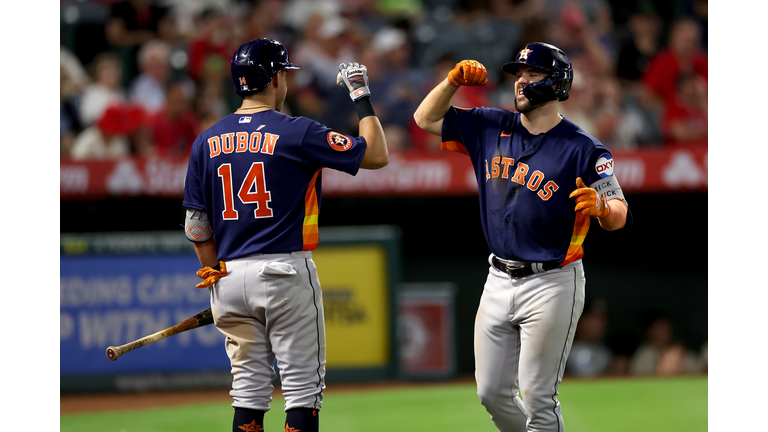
[{"xmin": 522, "ymin": 79, "xmax": 558, "ymax": 104}]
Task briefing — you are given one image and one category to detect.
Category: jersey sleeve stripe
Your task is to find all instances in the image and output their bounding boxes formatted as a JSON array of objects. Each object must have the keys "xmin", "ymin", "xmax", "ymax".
[
  {"xmin": 441, "ymin": 140, "xmax": 469, "ymax": 155},
  {"xmin": 561, "ymin": 213, "xmax": 590, "ymax": 266},
  {"xmin": 302, "ymin": 169, "xmax": 322, "ymax": 251}
]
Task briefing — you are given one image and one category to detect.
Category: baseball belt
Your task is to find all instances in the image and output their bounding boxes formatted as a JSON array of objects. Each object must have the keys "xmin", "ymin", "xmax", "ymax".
[{"xmin": 491, "ymin": 256, "xmax": 560, "ymax": 279}]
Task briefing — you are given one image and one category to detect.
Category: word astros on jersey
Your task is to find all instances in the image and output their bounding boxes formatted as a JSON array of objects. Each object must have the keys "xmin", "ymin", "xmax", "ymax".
[
  {"xmin": 484, "ymin": 156, "xmax": 559, "ymax": 201},
  {"xmin": 207, "ymin": 130, "xmax": 280, "ymax": 158}
]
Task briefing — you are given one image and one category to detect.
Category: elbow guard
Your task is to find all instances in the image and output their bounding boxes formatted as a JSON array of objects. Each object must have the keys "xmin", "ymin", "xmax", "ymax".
[{"xmin": 185, "ymin": 209, "xmax": 213, "ymax": 243}]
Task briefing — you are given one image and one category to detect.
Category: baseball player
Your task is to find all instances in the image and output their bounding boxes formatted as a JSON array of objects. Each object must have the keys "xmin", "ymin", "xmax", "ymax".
[
  {"xmin": 182, "ymin": 38, "xmax": 387, "ymax": 432},
  {"xmin": 413, "ymin": 42, "xmax": 630, "ymax": 431}
]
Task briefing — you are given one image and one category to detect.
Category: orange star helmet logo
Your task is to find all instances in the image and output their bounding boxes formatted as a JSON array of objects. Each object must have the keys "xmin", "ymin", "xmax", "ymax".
[
  {"xmin": 518, "ymin": 46, "xmax": 533, "ymax": 61},
  {"xmin": 284, "ymin": 426, "xmax": 301, "ymax": 432}
]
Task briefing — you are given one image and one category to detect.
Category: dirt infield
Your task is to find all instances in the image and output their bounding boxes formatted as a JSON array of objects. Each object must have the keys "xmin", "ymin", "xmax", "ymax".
[{"xmin": 60, "ymin": 376, "xmax": 476, "ymax": 414}]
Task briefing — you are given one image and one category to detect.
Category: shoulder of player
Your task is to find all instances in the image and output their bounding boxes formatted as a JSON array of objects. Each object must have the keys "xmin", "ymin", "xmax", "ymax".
[
  {"xmin": 558, "ymin": 116, "xmax": 608, "ymax": 151},
  {"xmin": 453, "ymin": 105, "xmax": 510, "ymax": 117}
]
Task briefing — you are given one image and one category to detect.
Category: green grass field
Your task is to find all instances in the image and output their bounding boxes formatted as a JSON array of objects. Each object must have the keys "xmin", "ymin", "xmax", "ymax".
[{"xmin": 61, "ymin": 376, "xmax": 706, "ymax": 432}]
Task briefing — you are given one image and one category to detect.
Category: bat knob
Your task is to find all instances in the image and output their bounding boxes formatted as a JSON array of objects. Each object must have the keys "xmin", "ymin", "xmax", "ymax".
[{"xmin": 106, "ymin": 346, "xmax": 119, "ymax": 361}]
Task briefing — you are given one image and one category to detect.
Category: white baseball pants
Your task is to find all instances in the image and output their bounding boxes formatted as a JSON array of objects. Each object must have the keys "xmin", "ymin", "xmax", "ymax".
[
  {"xmin": 475, "ymin": 256, "xmax": 585, "ymax": 432},
  {"xmin": 209, "ymin": 251, "xmax": 326, "ymax": 412}
]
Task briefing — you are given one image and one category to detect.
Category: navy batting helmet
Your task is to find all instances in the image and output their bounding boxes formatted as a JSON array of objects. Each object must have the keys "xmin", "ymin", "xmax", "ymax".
[
  {"xmin": 231, "ymin": 38, "xmax": 302, "ymax": 94},
  {"xmin": 501, "ymin": 42, "xmax": 573, "ymax": 104}
]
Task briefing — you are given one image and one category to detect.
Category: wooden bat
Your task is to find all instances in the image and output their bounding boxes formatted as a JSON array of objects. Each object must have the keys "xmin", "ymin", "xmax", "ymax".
[{"xmin": 105, "ymin": 308, "xmax": 214, "ymax": 361}]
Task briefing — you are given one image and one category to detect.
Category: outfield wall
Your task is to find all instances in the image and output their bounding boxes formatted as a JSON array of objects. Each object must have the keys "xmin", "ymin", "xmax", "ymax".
[{"xmin": 61, "ymin": 192, "xmax": 707, "ymax": 390}]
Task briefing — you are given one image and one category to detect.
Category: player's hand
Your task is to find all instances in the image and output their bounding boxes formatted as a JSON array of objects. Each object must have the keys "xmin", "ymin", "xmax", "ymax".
[
  {"xmin": 569, "ymin": 177, "xmax": 611, "ymax": 218},
  {"xmin": 337, "ymin": 62, "xmax": 371, "ymax": 101},
  {"xmin": 448, "ymin": 60, "xmax": 489, "ymax": 88},
  {"xmin": 196, "ymin": 262, "xmax": 228, "ymax": 288}
]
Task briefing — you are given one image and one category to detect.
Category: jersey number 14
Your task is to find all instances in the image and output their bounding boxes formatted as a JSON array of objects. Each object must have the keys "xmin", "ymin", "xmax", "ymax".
[{"xmin": 217, "ymin": 162, "xmax": 274, "ymax": 220}]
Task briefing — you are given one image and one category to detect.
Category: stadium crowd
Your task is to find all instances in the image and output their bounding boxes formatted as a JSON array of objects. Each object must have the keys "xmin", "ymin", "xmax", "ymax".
[{"xmin": 60, "ymin": 0, "xmax": 707, "ymax": 160}]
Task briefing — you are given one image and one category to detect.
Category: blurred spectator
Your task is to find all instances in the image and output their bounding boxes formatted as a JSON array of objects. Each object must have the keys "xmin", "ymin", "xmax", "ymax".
[
  {"xmin": 549, "ymin": 3, "xmax": 613, "ymax": 78},
  {"xmin": 78, "ymin": 52, "xmax": 126, "ymax": 128},
  {"xmin": 590, "ymin": 75, "xmax": 658, "ymax": 149},
  {"xmin": 193, "ymin": 79, "xmax": 230, "ymax": 123},
  {"xmin": 61, "ymin": 0, "xmax": 113, "ymax": 69},
  {"xmin": 150, "ymin": 81, "xmax": 200, "ymax": 157},
  {"xmin": 629, "ymin": 310, "xmax": 672, "ymax": 375},
  {"xmin": 369, "ymin": 27, "xmax": 429, "ymax": 143},
  {"xmin": 281, "ymin": 0, "xmax": 343, "ymax": 33},
  {"xmin": 506, "ymin": 0, "xmax": 553, "ymax": 47},
  {"xmin": 566, "ymin": 298, "xmax": 613, "ymax": 377},
  {"xmin": 129, "ymin": 39, "xmax": 172, "ymax": 114},
  {"xmin": 186, "ymin": 7, "xmax": 233, "ymax": 84},
  {"xmin": 60, "ymin": 46, "xmax": 90, "ymax": 95},
  {"xmin": 61, "ymin": 46, "xmax": 89, "ymax": 156},
  {"xmin": 545, "ymin": 0, "xmax": 614, "ymax": 40},
  {"xmin": 639, "ymin": 17, "xmax": 707, "ymax": 108},
  {"xmin": 614, "ymin": 5, "xmax": 663, "ymax": 86},
  {"xmin": 238, "ymin": 0, "xmax": 297, "ymax": 46},
  {"xmin": 160, "ymin": 0, "xmax": 241, "ymax": 41},
  {"xmin": 629, "ymin": 310, "xmax": 702, "ymax": 376},
  {"xmin": 106, "ymin": 0, "xmax": 171, "ymax": 84},
  {"xmin": 660, "ymin": 72, "xmax": 707, "ymax": 147},
  {"xmin": 685, "ymin": 0, "xmax": 708, "ymax": 51},
  {"xmin": 559, "ymin": 62, "xmax": 599, "ymax": 137},
  {"xmin": 292, "ymin": 13, "xmax": 357, "ymax": 130},
  {"xmin": 70, "ymin": 104, "xmax": 150, "ymax": 160}
]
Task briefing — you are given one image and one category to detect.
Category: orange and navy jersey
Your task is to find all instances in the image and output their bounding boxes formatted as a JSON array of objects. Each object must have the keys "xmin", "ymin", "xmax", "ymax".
[
  {"xmin": 183, "ymin": 110, "xmax": 366, "ymax": 260},
  {"xmin": 441, "ymin": 106, "xmax": 624, "ymax": 266}
]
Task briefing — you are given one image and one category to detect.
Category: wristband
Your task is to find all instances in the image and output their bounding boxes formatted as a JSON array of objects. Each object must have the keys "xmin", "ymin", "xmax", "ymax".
[{"xmin": 354, "ymin": 96, "xmax": 376, "ymax": 120}]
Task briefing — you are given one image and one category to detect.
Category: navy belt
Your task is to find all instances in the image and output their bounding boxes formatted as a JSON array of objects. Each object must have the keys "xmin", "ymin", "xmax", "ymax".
[{"xmin": 491, "ymin": 256, "xmax": 559, "ymax": 279}]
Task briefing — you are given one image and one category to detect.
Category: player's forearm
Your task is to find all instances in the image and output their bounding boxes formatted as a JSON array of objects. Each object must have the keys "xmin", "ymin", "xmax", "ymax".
[
  {"xmin": 413, "ymin": 78, "xmax": 459, "ymax": 136},
  {"xmin": 358, "ymin": 114, "xmax": 388, "ymax": 169},
  {"xmin": 193, "ymin": 238, "xmax": 219, "ymax": 267},
  {"xmin": 598, "ymin": 200, "xmax": 628, "ymax": 231}
]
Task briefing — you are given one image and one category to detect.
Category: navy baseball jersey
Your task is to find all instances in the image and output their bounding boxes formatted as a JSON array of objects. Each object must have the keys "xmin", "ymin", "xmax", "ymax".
[
  {"xmin": 183, "ymin": 111, "xmax": 367, "ymax": 260},
  {"xmin": 441, "ymin": 106, "xmax": 626, "ymax": 265}
]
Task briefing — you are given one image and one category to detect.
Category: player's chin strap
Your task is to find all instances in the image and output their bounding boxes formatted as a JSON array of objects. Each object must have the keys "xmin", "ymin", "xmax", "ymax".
[{"xmin": 196, "ymin": 262, "xmax": 228, "ymax": 288}]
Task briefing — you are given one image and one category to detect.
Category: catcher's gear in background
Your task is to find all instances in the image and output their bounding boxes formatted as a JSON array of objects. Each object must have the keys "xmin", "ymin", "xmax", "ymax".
[
  {"xmin": 448, "ymin": 60, "xmax": 488, "ymax": 87},
  {"xmin": 196, "ymin": 262, "xmax": 228, "ymax": 288},
  {"xmin": 570, "ymin": 177, "xmax": 611, "ymax": 218},
  {"xmin": 336, "ymin": 62, "xmax": 371, "ymax": 101},
  {"xmin": 231, "ymin": 38, "xmax": 302, "ymax": 93},
  {"xmin": 501, "ymin": 42, "xmax": 574, "ymax": 103}
]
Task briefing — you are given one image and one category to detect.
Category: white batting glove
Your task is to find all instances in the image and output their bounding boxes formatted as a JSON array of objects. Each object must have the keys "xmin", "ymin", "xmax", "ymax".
[{"xmin": 336, "ymin": 62, "xmax": 371, "ymax": 101}]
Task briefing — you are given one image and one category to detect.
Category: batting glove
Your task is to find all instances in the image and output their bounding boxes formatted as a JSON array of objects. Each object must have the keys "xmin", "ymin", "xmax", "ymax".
[
  {"xmin": 569, "ymin": 177, "xmax": 611, "ymax": 218},
  {"xmin": 196, "ymin": 262, "xmax": 228, "ymax": 288},
  {"xmin": 448, "ymin": 60, "xmax": 489, "ymax": 88},
  {"xmin": 337, "ymin": 62, "xmax": 371, "ymax": 101}
]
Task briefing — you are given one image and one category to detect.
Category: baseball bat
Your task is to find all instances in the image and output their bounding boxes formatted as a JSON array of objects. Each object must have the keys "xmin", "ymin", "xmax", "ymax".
[{"xmin": 105, "ymin": 308, "xmax": 214, "ymax": 361}]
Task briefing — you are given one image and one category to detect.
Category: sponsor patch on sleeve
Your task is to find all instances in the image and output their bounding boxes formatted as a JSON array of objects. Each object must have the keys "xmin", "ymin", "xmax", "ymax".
[
  {"xmin": 327, "ymin": 131, "xmax": 353, "ymax": 151},
  {"xmin": 595, "ymin": 153, "xmax": 615, "ymax": 178}
]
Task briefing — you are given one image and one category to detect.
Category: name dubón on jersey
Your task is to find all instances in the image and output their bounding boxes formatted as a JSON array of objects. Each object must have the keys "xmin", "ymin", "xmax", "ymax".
[
  {"xmin": 485, "ymin": 156, "xmax": 559, "ymax": 201},
  {"xmin": 207, "ymin": 131, "xmax": 280, "ymax": 158}
]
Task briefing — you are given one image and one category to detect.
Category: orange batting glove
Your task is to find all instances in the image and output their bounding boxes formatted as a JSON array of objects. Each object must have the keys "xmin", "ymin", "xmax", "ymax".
[
  {"xmin": 448, "ymin": 60, "xmax": 489, "ymax": 88},
  {"xmin": 196, "ymin": 262, "xmax": 228, "ymax": 288},
  {"xmin": 569, "ymin": 177, "xmax": 611, "ymax": 218}
]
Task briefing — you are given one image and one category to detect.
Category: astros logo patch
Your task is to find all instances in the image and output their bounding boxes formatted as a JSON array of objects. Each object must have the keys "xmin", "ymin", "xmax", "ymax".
[
  {"xmin": 595, "ymin": 153, "xmax": 615, "ymax": 178},
  {"xmin": 327, "ymin": 131, "xmax": 353, "ymax": 151}
]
